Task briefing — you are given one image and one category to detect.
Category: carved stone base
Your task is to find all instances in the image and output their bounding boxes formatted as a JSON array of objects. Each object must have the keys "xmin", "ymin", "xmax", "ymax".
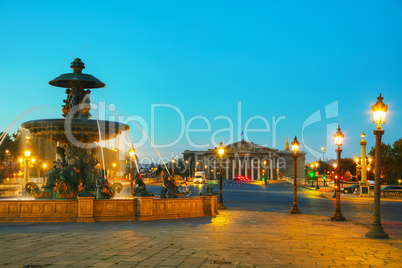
[{"xmin": 76, "ymin": 196, "xmax": 95, "ymax": 222}]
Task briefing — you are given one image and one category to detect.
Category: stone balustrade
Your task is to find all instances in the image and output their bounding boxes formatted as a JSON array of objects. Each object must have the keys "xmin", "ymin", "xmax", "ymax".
[{"xmin": 0, "ymin": 196, "xmax": 217, "ymax": 223}]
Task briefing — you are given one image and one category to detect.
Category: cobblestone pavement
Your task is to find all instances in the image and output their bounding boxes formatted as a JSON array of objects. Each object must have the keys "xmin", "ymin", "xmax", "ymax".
[{"xmin": 0, "ymin": 211, "xmax": 401, "ymax": 267}]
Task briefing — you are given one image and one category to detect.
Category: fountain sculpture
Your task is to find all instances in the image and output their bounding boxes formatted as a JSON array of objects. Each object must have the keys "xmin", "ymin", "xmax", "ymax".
[{"xmin": 22, "ymin": 58, "xmax": 129, "ymax": 199}]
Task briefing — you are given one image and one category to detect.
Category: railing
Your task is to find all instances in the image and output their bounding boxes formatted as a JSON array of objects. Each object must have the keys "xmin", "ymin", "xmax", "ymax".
[{"xmin": 382, "ymin": 190, "xmax": 402, "ymax": 198}]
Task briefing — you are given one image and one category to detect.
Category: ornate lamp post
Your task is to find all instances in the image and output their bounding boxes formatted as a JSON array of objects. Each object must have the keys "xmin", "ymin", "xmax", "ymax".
[
  {"xmin": 289, "ymin": 136, "xmax": 301, "ymax": 214},
  {"xmin": 112, "ymin": 163, "xmax": 116, "ymax": 183},
  {"xmin": 354, "ymin": 156, "xmax": 360, "ymax": 182},
  {"xmin": 321, "ymin": 147, "xmax": 326, "ymax": 162},
  {"xmin": 23, "ymin": 150, "xmax": 32, "ymax": 184},
  {"xmin": 366, "ymin": 94, "xmax": 389, "ymax": 239},
  {"xmin": 217, "ymin": 142, "xmax": 226, "ymax": 210},
  {"xmin": 331, "ymin": 163, "xmax": 337, "ymax": 197},
  {"xmin": 185, "ymin": 160, "xmax": 189, "ymax": 181},
  {"xmin": 5, "ymin": 149, "xmax": 11, "ymax": 176},
  {"xmin": 171, "ymin": 158, "xmax": 175, "ymax": 176},
  {"xmin": 310, "ymin": 163, "xmax": 315, "ymax": 187},
  {"xmin": 331, "ymin": 126, "xmax": 346, "ymax": 221},
  {"xmin": 129, "ymin": 147, "xmax": 135, "ymax": 195},
  {"xmin": 315, "ymin": 162, "xmax": 320, "ymax": 189},
  {"xmin": 321, "ymin": 147, "xmax": 326, "ymax": 175}
]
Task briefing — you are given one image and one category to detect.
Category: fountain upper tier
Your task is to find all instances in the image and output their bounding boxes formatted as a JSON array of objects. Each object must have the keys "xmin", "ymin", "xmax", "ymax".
[
  {"xmin": 49, "ymin": 58, "xmax": 105, "ymax": 89},
  {"xmin": 22, "ymin": 119, "xmax": 129, "ymax": 144},
  {"xmin": 22, "ymin": 58, "xmax": 130, "ymax": 145}
]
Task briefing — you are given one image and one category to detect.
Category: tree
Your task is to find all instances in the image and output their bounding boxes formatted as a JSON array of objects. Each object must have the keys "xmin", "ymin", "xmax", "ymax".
[
  {"xmin": 369, "ymin": 143, "xmax": 394, "ymax": 184},
  {"xmin": 340, "ymin": 158, "xmax": 357, "ymax": 178},
  {"xmin": 391, "ymin": 138, "xmax": 402, "ymax": 183}
]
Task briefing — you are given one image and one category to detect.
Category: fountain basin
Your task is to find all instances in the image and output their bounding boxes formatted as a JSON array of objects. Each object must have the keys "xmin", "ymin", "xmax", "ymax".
[
  {"xmin": 0, "ymin": 196, "xmax": 218, "ymax": 222},
  {"xmin": 21, "ymin": 118, "xmax": 129, "ymax": 144}
]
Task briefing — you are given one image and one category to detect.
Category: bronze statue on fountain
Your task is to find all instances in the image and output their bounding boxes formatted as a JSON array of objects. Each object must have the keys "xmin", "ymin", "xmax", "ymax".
[
  {"xmin": 133, "ymin": 173, "xmax": 154, "ymax": 197},
  {"xmin": 23, "ymin": 58, "xmax": 129, "ymax": 199}
]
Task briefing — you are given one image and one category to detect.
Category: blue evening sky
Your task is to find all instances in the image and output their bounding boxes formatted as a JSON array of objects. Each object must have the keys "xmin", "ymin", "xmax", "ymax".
[{"xmin": 0, "ymin": 1, "xmax": 401, "ymax": 163}]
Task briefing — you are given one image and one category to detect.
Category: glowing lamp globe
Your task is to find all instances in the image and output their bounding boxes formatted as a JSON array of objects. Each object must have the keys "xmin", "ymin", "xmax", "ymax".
[
  {"xmin": 371, "ymin": 94, "xmax": 388, "ymax": 129},
  {"xmin": 334, "ymin": 126, "xmax": 344, "ymax": 147},
  {"xmin": 291, "ymin": 136, "xmax": 300, "ymax": 154},
  {"xmin": 129, "ymin": 148, "xmax": 135, "ymax": 158},
  {"xmin": 218, "ymin": 141, "xmax": 225, "ymax": 157}
]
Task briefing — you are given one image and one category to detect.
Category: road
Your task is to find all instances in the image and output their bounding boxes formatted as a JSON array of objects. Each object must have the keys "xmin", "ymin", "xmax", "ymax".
[{"xmin": 124, "ymin": 179, "xmax": 402, "ymax": 239}]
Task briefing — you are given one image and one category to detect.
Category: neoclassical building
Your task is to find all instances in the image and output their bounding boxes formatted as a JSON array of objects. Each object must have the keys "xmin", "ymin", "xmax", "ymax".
[{"xmin": 183, "ymin": 140, "xmax": 305, "ymax": 180}]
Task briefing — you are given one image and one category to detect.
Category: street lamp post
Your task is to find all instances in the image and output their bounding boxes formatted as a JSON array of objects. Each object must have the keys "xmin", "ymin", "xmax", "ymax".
[
  {"xmin": 217, "ymin": 142, "xmax": 226, "ymax": 210},
  {"xmin": 289, "ymin": 136, "xmax": 301, "ymax": 214},
  {"xmin": 185, "ymin": 160, "xmax": 189, "ymax": 182},
  {"xmin": 321, "ymin": 147, "xmax": 326, "ymax": 175},
  {"xmin": 171, "ymin": 158, "xmax": 175, "ymax": 176},
  {"xmin": 315, "ymin": 162, "xmax": 320, "ymax": 189},
  {"xmin": 112, "ymin": 163, "xmax": 116, "ymax": 183},
  {"xmin": 366, "ymin": 94, "xmax": 389, "ymax": 239},
  {"xmin": 332, "ymin": 163, "xmax": 337, "ymax": 198},
  {"xmin": 129, "ymin": 147, "xmax": 135, "ymax": 196},
  {"xmin": 354, "ymin": 156, "xmax": 360, "ymax": 182},
  {"xmin": 24, "ymin": 150, "xmax": 32, "ymax": 184},
  {"xmin": 111, "ymin": 147, "xmax": 118, "ymax": 183},
  {"xmin": 321, "ymin": 147, "xmax": 326, "ymax": 162},
  {"xmin": 310, "ymin": 164, "xmax": 314, "ymax": 187},
  {"xmin": 331, "ymin": 125, "xmax": 346, "ymax": 221},
  {"xmin": 5, "ymin": 149, "xmax": 11, "ymax": 176}
]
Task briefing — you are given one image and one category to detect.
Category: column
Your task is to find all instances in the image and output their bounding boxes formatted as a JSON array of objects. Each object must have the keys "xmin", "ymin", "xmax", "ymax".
[
  {"xmin": 251, "ymin": 159, "xmax": 254, "ymax": 180},
  {"xmin": 225, "ymin": 158, "xmax": 229, "ymax": 180},
  {"xmin": 232, "ymin": 158, "xmax": 235, "ymax": 179},
  {"xmin": 270, "ymin": 159, "xmax": 274, "ymax": 180},
  {"xmin": 360, "ymin": 139, "xmax": 368, "ymax": 183},
  {"xmin": 238, "ymin": 158, "xmax": 241, "ymax": 176},
  {"xmin": 258, "ymin": 159, "xmax": 261, "ymax": 180},
  {"xmin": 245, "ymin": 157, "xmax": 248, "ymax": 178}
]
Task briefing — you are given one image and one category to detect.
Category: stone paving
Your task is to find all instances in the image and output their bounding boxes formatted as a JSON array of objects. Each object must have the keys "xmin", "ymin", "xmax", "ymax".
[{"xmin": 0, "ymin": 210, "xmax": 401, "ymax": 267}]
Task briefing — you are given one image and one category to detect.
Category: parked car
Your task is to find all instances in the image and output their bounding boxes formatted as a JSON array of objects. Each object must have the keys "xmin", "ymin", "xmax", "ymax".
[
  {"xmin": 233, "ymin": 175, "xmax": 250, "ymax": 181},
  {"xmin": 381, "ymin": 185, "xmax": 402, "ymax": 191},
  {"xmin": 343, "ymin": 185, "xmax": 358, "ymax": 193}
]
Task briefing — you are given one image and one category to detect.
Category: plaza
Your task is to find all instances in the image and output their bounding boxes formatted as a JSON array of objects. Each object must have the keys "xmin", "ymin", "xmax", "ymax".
[{"xmin": 0, "ymin": 181, "xmax": 401, "ymax": 267}]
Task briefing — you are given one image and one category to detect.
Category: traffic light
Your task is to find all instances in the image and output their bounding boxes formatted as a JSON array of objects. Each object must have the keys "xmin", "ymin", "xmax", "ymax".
[{"xmin": 323, "ymin": 175, "xmax": 326, "ymax": 180}]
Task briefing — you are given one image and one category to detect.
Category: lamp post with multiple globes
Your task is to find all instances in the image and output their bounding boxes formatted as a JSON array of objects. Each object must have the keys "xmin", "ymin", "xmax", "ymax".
[
  {"xmin": 289, "ymin": 136, "xmax": 301, "ymax": 214},
  {"xmin": 217, "ymin": 142, "xmax": 226, "ymax": 210},
  {"xmin": 330, "ymin": 126, "xmax": 346, "ymax": 221},
  {"xmin": 365, "ymin": 94, "xmax": 389, "ymax": 239}
]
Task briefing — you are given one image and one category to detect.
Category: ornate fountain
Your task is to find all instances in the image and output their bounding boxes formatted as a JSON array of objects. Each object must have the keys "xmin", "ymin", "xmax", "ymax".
[{"xmin": 21, "ymin": 58, "xmax": 129, "ymax": 199}]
